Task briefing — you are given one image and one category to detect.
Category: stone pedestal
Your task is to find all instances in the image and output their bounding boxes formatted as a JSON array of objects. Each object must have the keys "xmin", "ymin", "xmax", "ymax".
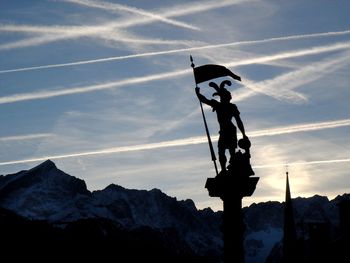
[{"xmin": 205, "ymin": 172, "xmax": 259, "ymax": 263}]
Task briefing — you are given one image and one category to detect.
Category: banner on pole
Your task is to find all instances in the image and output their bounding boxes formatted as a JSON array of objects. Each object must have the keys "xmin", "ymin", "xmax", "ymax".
[{"xmin": 193, "ymin": 64, "xmax": 241, "ymax": 84}]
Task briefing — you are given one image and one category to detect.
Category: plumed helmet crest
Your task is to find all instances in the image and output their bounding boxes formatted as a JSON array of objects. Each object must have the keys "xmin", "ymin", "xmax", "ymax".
[
  {"xmin": 209, "ymin": 82, "xmax": 220, "ymax": 96},
  {"xmin": 210, "ymin": 80, "xmax": 232, "ymax": 98}
]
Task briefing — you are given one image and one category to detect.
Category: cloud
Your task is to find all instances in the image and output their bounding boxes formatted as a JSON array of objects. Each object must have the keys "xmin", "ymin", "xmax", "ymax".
[
  {"xmin": 0, "ymin": 133, "xmax": 53, "ymax": 141},
  {"xmin": 0, "ymin": 69, "xmax": 189, "ymax": 104},
  {"xmin": 225, "ymin": 41, "xmax": 350, "ymax": 67},
  {"xmin": 0, "ymin": 33, "xmax": 76, "ymax": 51},
  {"xmin": 0, "ymin": 0, "xmax": 243, "ymax": 34},
  {"xmin": 0, "ymin": 29, "xmax": 195, "ymax": 51},
  {"xmin": 253, "ymin": 158, "xmax": 350, "ymax": 169},
  {"xmin": 0, "ymin": 0, "xmax": 244, "ymax": 51},
  {"xmin": 63, "ymin": 0, "xmax": 200, "ymax": 31},
  {"xmin": 2, "ymin": 40, "xmax": 349, "ymax": 104},
  {"xmin": 1, "ymin": 118, "xmax": 349, "ymax": 166},
  {"xmin": 240, "ymin": 49, "xmax": 350, "ymax": 103},
  {"xmin": 249, "ymin": 118, "xmax": 350, "ymax": 137},
  {"xmin": 2, "ymin": 30, "xmax": 350, "ymax": 73}
]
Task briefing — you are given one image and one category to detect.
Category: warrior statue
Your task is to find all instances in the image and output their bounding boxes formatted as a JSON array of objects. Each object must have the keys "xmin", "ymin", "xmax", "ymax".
[{"xmin": 195, "ymin": 80, "xmax": 250, "ymax": 174}]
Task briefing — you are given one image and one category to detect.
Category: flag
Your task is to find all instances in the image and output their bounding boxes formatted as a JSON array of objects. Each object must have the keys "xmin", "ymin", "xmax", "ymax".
[{"xmin": 193, "ymin": 64, "xmax": 241, "ymax": 84}]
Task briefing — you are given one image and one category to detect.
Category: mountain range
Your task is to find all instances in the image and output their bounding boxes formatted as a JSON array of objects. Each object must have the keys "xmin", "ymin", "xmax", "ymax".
[{"xmin": 0, "ymin": 160, "xmax": 349, "ymax": 262}]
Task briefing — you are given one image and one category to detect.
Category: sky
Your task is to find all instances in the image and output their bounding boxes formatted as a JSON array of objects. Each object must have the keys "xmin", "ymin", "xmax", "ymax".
[{"xmin": 1, "ymin": 0, "xmax": 350, "ymax": 211}]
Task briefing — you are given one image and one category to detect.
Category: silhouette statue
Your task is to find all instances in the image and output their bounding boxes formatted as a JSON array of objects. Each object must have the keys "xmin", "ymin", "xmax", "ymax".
[
  {"xmin": 191, "ymin": 57, "xmax": 259, "ymax": 263},
  {"xmin": 195, "ymin": 80, "xmax": 249, "ymax": 174}
]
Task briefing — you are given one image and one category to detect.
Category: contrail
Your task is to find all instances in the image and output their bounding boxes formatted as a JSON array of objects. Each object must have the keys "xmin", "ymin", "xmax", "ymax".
[
  {"xmin": 0, "ymin": 0, "xmax": 241, "ymax": 34},
  {"xmin": 64, "ymin": 0, "xmax": 241, "ymax": 31},
  {"xmin": 248, "ymin": 118, "xmax": 350, "ymax": 137},
  {"xmin": 253, "ymin": 159, "xmax": 350, "ymax": 169},
  {"xmin": 1, "ymin": 41, "xmax": 350, "ymax": 104},
  {"xmin": 0, "ymin": 33, "xmax": 82, "ymax": 51},
  {"xmin": 2, "ymin": 30, "xmax": 350, "ymax": 74},
  {"xmin": 0, "ymin": 0, "xmax": 241, "ymax": 51},
  {"xmin": 0, "ymin": 136, "xmax": 206, "ymax": 166},
  {"xmin": 0, "ymin": 133, "xmax": 53, "ymax": 141},
  {"xmin": 0, "ymin": 69, "xmax": 189, "ymax": 104},
  {"xmin": 0, "ymin": 30, "xmax": 193, "ymax": 51},
  {"xmin": 241, "ymin": 49, "xmax": 350, "ymax": 103},
  {"xmin": 0, "ymin": 118, "xmax": 349, "ymax": 166},
  {"xmin": 224, "ymin": 41, "xmax": 350, "ymax": 68},
  {"xmin": 63, "ymin": 0, "xmax": 200, "ymax": 31}
]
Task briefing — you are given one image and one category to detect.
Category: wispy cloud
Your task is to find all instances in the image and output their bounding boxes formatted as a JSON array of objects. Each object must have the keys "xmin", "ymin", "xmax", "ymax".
[
  {"xmin": 1, "ymin": 118, "xmax": 349, "ymax": 165},
  {"xmin": 0, "ymin": 0, "xmax": 242, "ymax": 33},
  {"xmin": 2, "ymin": 30, "xmax": 350, "ymax": 73},
  {"xmin": 0, "ymin": 29, "xmax": 194, "ymax": 51},
  {"xmin": 241, "ymin": 49, "xmax": 350, "ymax": 103},
  {"xmin": 249, "ymin": 118, "xmax": 350, "ymax": 137},
  {"xmin": 63, "ymin": 0, "xmax": 200, "ymax": 31},
  {"xmin": 2, "ymin": 41, "xmax": 349, "ymax": 104},
  {"xmin": 0, "ymin": 0, "xmax": 242, "ymax": 51},
  {"xmin": 253, "ymin": 158, "xmax": 350, "ymax": 169},
  {"xmin": 225, "ymin": 41, "xmax": 350, "ymax": 68},
  {"xmin": 0, "ymin": 69, "xmax": 189, "ymax": 104},
  {"xmin": 0, "ymin": 33, "xmax": 80, "ymax": 51},
  {"xmin": 0, "ymin": 133, "xmax": 53, "ymax": 141}
]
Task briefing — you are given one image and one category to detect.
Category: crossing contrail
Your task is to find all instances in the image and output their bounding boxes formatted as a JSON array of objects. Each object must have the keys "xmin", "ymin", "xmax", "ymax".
[
  {"xmin": 240, "ymin": 49, "xmax": 350, "ymax": 103},
  {"xmin": 0, "ymin": 118, "xmax": 349, "ymax": 166},
  {"xmin": 0, "ymin": 0, "xmax": 243, "ymax": 34},
  {"xmin": 62, "ymin": 0, "xmax": 200, "ymax": 31},
  {"xmin": 1, "ymin": 30, "xmax": 350, "ymax": 74},
  {"xmin": 1, "ymin": 41, "xmax": 349, "ymax": 104},
  {"xmin": 0, "ymin": 0, "xmax": 242, "ymax": 51}
]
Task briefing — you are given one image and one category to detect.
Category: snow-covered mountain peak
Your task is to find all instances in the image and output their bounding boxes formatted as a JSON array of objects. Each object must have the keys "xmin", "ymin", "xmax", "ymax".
[
  {"xmin": 31, "ymin": 159, "xmax": 57, "ymax": 172},
  {"xmin": 0, "ymin": 160, "xmax": 91, "ymax": 221}
]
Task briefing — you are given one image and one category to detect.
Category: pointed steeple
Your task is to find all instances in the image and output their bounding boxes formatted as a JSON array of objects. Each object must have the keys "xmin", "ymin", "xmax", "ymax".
[{"xmin": 283, "ymin": 170, "xmax": 298, "ymax": 263}]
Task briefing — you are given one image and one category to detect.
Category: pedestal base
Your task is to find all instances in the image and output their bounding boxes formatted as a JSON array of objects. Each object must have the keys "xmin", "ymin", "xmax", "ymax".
[
  {"xmin": 205, "ymin": 172, "xmax": 259, "ymax": 263},
  {"xmin": 205, "ymin": 173, "xmax": 259, "ymax": 199}
]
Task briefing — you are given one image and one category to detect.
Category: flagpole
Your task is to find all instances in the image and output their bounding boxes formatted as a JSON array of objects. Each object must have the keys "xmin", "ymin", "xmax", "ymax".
[{"xmin": 190, "ymin": 55, "xmax": 219, "ymax": 176}]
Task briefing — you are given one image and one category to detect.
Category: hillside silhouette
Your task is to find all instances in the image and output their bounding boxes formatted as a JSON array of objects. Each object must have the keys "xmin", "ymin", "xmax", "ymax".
[
  {"xmin": 0, "ymin": 160, "xmax": 349, "ymax": 262},
  {"xmin": 1, "ymin": 206, "xmax": 216, "ymax": 262}
]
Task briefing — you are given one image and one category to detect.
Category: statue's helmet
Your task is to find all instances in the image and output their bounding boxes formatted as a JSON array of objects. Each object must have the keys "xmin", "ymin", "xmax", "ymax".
[{"xmin": 209, "ymin": 80, "xmax": 232, "ymax": 100}]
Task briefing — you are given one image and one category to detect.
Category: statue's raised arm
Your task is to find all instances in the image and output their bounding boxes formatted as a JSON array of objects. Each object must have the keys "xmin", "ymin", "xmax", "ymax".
[{"xmin": 195, "ymin": 87, "xmax": 215, "ymax": 107}]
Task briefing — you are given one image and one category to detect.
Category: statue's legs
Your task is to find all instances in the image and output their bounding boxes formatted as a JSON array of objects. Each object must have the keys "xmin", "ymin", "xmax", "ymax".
[
  {"xmin": 229, "ymin": 147, "xmax": 236, "ymax": 164},
  {"xmin": 218, "ymin": 133, "xmax": 237, "ymax": 172},
  {"xmin": 218, "ymin": 146, "xmax": 227, "ymax": 172}
]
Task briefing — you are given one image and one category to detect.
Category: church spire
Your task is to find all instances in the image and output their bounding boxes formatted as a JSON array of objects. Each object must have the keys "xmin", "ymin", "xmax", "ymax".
[{"xmin": 283, "ymin": 170, "xmax": 298, "ymax": 263}]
